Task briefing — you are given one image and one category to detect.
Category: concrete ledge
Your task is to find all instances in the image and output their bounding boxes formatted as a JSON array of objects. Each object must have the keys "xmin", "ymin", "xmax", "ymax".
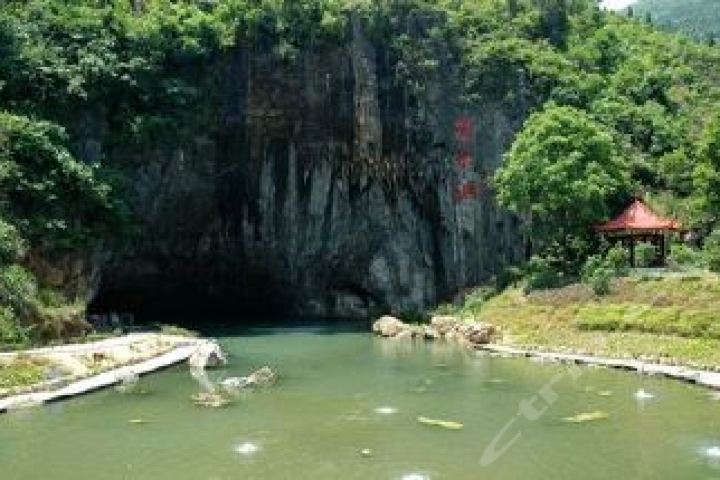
[
  {"xmin": 0, "ymin": 336, "xmax": 209, "ymax": 412},
  {"xmin": 478, "ymin": 344, "xmax": 720, "ymax": 390}
]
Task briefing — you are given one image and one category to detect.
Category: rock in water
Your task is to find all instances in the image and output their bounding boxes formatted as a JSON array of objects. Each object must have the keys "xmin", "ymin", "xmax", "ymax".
[
  {"xmin": 430, "ymin": 316, "xmax": 460, "ymax": 335},
  {"xmin": 188, "ymin": 341, "xmax": 227, "ymax": 370},
  {"xmin": 116, "ymin": 372, "xmax": 145, "ymax": 394},
  {"xmin": 372, "ymin": 316, "xmax": 406, "ymax": 337},
  {"xmin": 220, "ymin": 377, "xmax": 250, "ymax": 391},
  {"xmin": 192, "ymin": 392, "xmax": 230, "ymax": 408},
  {"xmin": 464, "ymin": 322, "xmax": 496, "ymax": 345},
  {"xmin": 245, "ymin": 366, "xmax": 277, "ymax": 387}
]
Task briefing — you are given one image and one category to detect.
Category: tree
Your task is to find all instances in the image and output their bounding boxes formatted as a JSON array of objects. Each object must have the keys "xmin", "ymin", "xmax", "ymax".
[
  {"xmin": 537, "ymin": 0, "xmax": 569, "ymax": 48},
  {"xmin": 693, "ymin": 112, "xmax": 720, "ymax": 221},
  {"xmin": 495, "ymin": 105, "xmax": 631, "ymax": 254}
]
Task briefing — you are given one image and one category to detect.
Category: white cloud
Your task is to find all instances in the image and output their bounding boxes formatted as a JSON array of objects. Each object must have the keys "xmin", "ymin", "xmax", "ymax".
[{"xmin": 601, "ymin": 0, "xmax": 637, "ymax": 11}]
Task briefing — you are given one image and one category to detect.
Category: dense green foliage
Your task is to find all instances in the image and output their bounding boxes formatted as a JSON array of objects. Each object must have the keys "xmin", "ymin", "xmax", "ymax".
[
  {"xmin": 581, "ymin": 244, "xmax": 630, "ymax": 295},
  {"xmin": 704, "ymin": 229, "xmax": 720, "ymax": 273},
  {"xmin": 634, "ymin": 241, "xmax": 657, "ymax": 267},
  {"xmin": 496, "ymin": 105, "xmax": 630, "ymax": 249},
  {"xmin": 490, "ymin": 1, "xmax": 720, "ymax": 272},
  {"xmin": 581, "ymin": 254, "xmax": 613, "ymax": 295},
  {"xmin": 630, "ymin": 0, "xmax": 720, "ymax": 43},
  {"xmin": 667, "ymin": 243, "xmax": 703, "ymax": 270},
  {"xmin": 0, "ymin": 0, "xmax": 718, "ymax": 342}
]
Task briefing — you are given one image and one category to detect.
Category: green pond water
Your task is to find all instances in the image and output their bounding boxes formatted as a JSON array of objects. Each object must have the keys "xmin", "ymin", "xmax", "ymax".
[{"xmin": 3, "ymin": 325, "xmax": 720, "ymax": 479}]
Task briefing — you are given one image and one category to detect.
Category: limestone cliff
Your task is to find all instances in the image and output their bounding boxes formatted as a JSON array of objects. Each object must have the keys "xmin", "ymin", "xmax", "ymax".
[{"xmin": 91, "ymin": 17, "xmax": 527, "ymax": 319}]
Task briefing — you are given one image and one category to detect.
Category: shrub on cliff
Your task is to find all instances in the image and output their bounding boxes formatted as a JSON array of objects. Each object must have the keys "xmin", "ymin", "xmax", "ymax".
[
  {"xmin": 0, "ymin": 113, "xmax": 121, "ymax": 343},
  {"xmin": 0, "ymin": 113, "xmax": 119, "ymax": 248}
]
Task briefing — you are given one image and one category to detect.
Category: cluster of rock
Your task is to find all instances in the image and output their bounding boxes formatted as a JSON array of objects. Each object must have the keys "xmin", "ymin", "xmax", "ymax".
[
  {"xmin": 372, "ymin": 315, "xmax": 497, "ymax": 346},
  {"xmin": 219, "ymin": 366, "xmax": 277, "ymax": 391},
  {"xmin": 188, "ymin": 340, "xmax": 227, "ymax": 370}
]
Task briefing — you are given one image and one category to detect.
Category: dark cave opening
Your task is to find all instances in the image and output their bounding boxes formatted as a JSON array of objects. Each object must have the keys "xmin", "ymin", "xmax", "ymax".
[{"xmin": 88, "ymin": 269, "xmax": 296, "ymax": 330}]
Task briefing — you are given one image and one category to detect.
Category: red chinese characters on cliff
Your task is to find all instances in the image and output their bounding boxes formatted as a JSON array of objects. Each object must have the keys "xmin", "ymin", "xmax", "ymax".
[
  {"xmin": 453, "ymin": 115, "xmax": 480, "ymax": 203},
  {"xmin": 454, "ymin": 180, "xmax": 480, "ymax": 202},
  {"xmin": 455, "ymin": 151, "xmax": 473, "ymax": 169},
  {"xmin": 454, "ymin": 116, "xmax": 473, "ymax": 144}
]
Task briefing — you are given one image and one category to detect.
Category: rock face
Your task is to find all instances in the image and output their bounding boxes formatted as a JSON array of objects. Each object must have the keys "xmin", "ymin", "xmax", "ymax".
[{"xmin": 88, "ymin": 15, "xmax": 527, "ymax": 319}]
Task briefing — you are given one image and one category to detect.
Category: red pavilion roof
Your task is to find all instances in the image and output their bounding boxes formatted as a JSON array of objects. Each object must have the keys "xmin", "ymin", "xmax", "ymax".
[{"xmin": 596, "ymin": 200, "xmax": 682, "ymax": 233}]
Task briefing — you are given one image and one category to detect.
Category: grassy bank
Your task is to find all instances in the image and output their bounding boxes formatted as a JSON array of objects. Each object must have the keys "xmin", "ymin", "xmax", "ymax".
[{"xmin": 436, "ymin": 272, "xmax": 720, "ymax": 369}]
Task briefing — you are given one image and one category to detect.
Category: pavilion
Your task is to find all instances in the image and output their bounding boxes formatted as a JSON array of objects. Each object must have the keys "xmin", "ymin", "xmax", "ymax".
[{"xmin": 595, "ymin": 199, "xmax": 683, "ymax": 267}]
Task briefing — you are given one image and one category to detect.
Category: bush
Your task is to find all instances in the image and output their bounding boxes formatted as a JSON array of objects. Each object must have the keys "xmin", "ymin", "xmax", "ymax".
[
  {"xmin": 0, "ymin": 264, "xmax": 38, "ymax": 309},
  {"xmin": 581, "ymin": 254, "xmax": 614, "ymax": 295},
  {"xmin": 525, "ymin": 255, "xmax": 564, "ymax": 291},
  {"xmin": 635, "ymin": 241, "xmax": 658, "ymax": 268},
  {"xmin": 668, "ymin": 243, "xmax": 703, "ymax": 270},
  {"xmin": 0, "ymin": 219, "xmax": 27, "ymax": 264},
  {"xmin": 605, "ymin": 244, "xmax": 630, "ymax": 276},
  {"xmin": 495, "ymin": 266, "xmax": 524, "ymax": 291},
  {"xmin": 704, "ymin": 229, "xmax": 720, "ymax": 273},
  {"xmin": 0, "ymin": 307, "xmax": 29, "ymax": 346}
]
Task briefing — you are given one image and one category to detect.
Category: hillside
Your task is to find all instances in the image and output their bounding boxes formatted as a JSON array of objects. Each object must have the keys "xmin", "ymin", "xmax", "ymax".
[
  {"xmin": 0, "ymin": 0, "xmax": 719, "ymax": 343},
  {"xmin": 631, "ymin": 0, "xmax": 720, "ymax": 41},
  {"xmin": 438, "ymin": 272, "xmax": 720, "ymax": 367}
]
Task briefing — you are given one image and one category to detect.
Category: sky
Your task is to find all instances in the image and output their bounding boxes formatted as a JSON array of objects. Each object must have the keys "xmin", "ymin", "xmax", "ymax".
[{"xmin": 601, "ymin": 0, "xmax": 637, "ymax": 10}]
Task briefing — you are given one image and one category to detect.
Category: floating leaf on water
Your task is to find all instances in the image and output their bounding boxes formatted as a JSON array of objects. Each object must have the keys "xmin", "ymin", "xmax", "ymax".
[
  {"xmin": 562, "ymin": 411, "xmax": 609, "ymax": 424},
  {"xmin": 417, "ymin": 416, "xmax": 464, "ymax": 430}
]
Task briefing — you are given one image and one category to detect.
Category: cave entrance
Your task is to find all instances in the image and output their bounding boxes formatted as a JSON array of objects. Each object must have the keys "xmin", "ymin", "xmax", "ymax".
[{"xmin": 88, "ymin": 267, "xmax": 295, "ymax": 332}]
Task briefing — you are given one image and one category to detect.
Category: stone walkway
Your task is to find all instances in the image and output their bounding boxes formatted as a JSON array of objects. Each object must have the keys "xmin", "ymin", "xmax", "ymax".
[
  {"xmin": 0, "ymin": 334, "xmax": 212, "ymax": 412},
  {"xmin": 479, "ymin": 344, "xmax": 720, "ymax": 390}
]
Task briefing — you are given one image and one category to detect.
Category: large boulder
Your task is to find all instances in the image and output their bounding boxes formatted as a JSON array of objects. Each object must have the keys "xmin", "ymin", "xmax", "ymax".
[
  {"xmin": 430, "ymin": 315, "xmax": 461, "ymax": 335},
  {"xmin": 372, "ymin": 316, "xmax": 407, "ymax": 337},
  {"xmin": 188, "ymin": 341, "xmax": 227, "ymax": 369},
  {"xmin": 464, "ymin": 322, "xmax": 496, "ymax": 345}
]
